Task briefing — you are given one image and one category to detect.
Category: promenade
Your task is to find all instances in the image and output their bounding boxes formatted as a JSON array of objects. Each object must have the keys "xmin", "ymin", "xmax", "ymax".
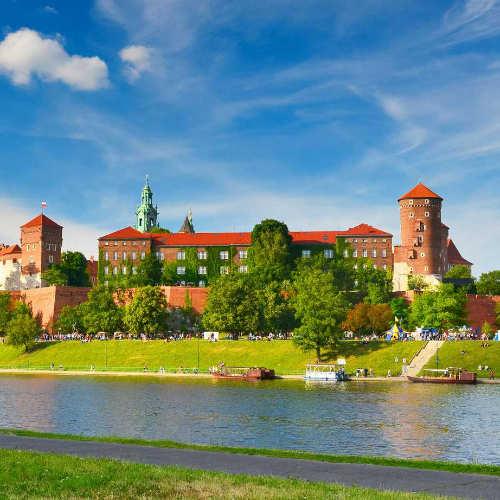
[{"xmin": 0, "ymin": 434, "xmax": 498, "ymax": 499}]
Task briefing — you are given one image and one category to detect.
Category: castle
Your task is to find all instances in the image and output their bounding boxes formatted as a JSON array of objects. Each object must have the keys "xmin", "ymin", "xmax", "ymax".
[
  {"xmin": 0, "ymin": 214, "xmax": 63, "ymax": 291},
  {"xmin": 98, "ymin": 180, "xmax": 471, "ymax": 290}
]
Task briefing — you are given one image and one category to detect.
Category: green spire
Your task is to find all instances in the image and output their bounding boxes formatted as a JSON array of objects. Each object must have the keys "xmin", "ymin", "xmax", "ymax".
[{"xmin": 135, "ymin": 175, "xmax": 159, "ymax": 232}]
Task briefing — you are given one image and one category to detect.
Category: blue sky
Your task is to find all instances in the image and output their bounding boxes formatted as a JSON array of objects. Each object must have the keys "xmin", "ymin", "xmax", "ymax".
[{"xmin": 0, "ymin": 0, "xmax": 499, "ymax": 274}]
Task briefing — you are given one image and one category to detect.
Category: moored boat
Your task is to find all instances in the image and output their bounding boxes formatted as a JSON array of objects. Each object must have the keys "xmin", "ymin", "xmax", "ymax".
[
  {"xmin": 305, "ymin": 363, "xmax": 347, "ymax": 382},
  {"xmin": 407, "ymin": 368, "xmax": 476, "ymax": 384},
  {"xmin": 210, "ymin": 365, "xmax": 275, "ymax": 380}
]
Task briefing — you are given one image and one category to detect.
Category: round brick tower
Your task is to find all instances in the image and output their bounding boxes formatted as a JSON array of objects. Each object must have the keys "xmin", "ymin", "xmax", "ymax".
[{"xmin": 398, "ymin": 183, "xmax": 443, "ymax": 277}]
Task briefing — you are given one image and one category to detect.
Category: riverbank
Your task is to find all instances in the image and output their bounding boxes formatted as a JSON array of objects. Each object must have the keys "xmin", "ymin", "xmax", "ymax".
[{"xmin": 0, "ymin": 339, "xmax": 423, "ymax": 376}]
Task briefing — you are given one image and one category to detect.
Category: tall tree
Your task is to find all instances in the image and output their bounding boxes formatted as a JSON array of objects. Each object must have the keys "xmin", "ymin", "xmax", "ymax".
[
  {"xmin": 41, "ymin": 267, "xmax": 68, "ymax": 286},
  {"xmin": 55, "ymin": 304, "xmax": 85, "ymax": 334},
  {"xmin": 135, "ymin": 254, "xmax": 163, "ymax": 286},
  {"xmin": 409, "ymin": 283, "xmax": 467, "ymax": 331},
  {"xmin": 42, "ymin": 251, "xmax": 90, "ymax": 287},
  {"xmin": 81, "ymin": 286, "xmax": 123, "ymax": 334},
  {"xmin": 123, "ymin": 286, "xmax": 168, "ymax": 335},
  {"xmin": 476, "ymin": 271, "xmax": 500, "ymax": 296},
  {"xmin": 202, "ymin": 273, "xmax": 260, "ymax": 335},
  {"xmin": 258, "ymin": 280, "xmax": 296, "ymax": 333},
  {"xmin": 6, "ymin": 304, "xmax": 41, "ymax": 351},
  {"xmin": 0, "ymin": 293, "xmax": 12, "ymax": 337},
  {"xmin": 248, "ymin": 219, "xmax": 293, "ymax": 283},
  {"xmin": 291, "ymin": 266, "xmax": 348, "ymax": 361},
  {"xmin": 390, "ymin": 297, "xmax": 409, "ymax": 327},
  {"xmin": 445, "ymin": 265, "xmax": 472, "ymax": 279},
  {"xmin": 343, "ymin": 303, "xmax": 393, "ymax": 336}
]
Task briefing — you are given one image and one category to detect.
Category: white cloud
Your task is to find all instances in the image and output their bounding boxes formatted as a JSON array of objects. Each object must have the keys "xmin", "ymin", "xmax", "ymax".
[
  {"xmin": 43, "ymin": 5, "xmax": 58, "ymax": 15},
  {"xmin": 119, "ymin": 45, "xmax": 152, "ymax": 81},
  {"xmin": 0, "ymin": 28, "xmax": 109, "ymax": 90}
]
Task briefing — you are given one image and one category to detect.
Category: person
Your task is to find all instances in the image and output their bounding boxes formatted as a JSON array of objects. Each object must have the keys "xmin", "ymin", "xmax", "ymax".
[
  {"xmin": 387, "ymin": 369, "xmax": 391, "ymax": 377},
  {"xmin": 489, "ymin": 370, "xmax": 495, "ymax": 380}
]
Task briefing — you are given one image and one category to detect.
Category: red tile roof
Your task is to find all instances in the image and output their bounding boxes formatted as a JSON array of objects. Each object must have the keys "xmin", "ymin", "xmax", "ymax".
[
  {"xmin": 338, "ymin": 223, "xmax": 392, "ymax": 237},
  {"xmin": 21, "ymin": 214, "xmax": 62, "ymax": 229},
  {"xmin": 447, "ymin": 239, "xmax": 472, "ymax": 266},
  {"xmin": 99, "ymin": 226, "xmax": 151, "ymax": 240},
  {"xmin": 0, "ymin": 244, "xmax": 21, "ymax": 257},
  {"xmin": 398, "ymin": 183, "xmax": 442, "ymax": 201}
]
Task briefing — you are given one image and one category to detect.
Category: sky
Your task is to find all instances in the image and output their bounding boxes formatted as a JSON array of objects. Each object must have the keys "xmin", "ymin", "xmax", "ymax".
[{"xmin": 0, "ymin": 0, "xmax": 499, "ymax": 275}]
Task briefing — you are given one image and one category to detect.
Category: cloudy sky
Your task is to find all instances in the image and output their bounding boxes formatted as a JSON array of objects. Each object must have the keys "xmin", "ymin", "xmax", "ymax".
[{"xmin": 0, "ymin": 0, "xmax": 499, "ymax": 274}]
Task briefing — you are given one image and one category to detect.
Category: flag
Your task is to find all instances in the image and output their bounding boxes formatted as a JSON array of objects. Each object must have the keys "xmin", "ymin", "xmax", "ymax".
[{"xmin": 41, "ymin": 201, "xmax": 47, "ymax": 209}]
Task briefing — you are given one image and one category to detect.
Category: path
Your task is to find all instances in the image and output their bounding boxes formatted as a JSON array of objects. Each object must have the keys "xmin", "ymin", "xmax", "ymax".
[
  {"xmin": 406, "ymin": 341, "xmax": 444, "ymax": 377},
  {"xmin": 0, "ymin": 434, "xmax": 498, "ymax": 499}
]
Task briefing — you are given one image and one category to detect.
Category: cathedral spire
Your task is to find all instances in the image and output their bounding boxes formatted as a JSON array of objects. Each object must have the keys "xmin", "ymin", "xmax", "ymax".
[
  {"xmin": 135, "ymin": 177, "xmax": 158, "ymax": 232},
  {"xmin": 178, "ymin": 209, "xmax": 195, "ymax": 233}
]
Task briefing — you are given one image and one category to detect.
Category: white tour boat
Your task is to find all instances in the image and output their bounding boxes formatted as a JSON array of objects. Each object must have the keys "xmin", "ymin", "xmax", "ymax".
[{"xmin": 305, "ymin": 360, "xmax": 347, "ymax": 382}]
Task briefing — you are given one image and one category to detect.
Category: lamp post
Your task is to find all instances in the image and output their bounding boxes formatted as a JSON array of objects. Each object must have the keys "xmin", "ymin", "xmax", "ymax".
[
  {"xmin": 105, "ymin": 338, "xmax": 108, "ymax": 370},
  {"xmin": 197, "ymin": 332, "xmax": 200, "ymax": 374}
]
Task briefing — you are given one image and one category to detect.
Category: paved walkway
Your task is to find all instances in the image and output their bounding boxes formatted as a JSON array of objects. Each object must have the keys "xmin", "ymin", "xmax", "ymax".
[
  {"xmin": 0, "ymin": 435, "xmax": 498, "ymax": 499},
  {"xmin": 406, "ymin": 341, "xmax": 444, "ymax": 377}
]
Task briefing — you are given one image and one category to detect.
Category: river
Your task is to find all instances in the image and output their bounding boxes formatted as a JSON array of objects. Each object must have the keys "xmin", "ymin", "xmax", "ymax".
[{"xmin": 0, "ymin": 375, "xmax": 498, "ymax": 464}]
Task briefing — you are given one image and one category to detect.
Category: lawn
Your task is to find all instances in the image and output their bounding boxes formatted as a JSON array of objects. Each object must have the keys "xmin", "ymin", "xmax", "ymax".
[
  {"xmin": 423, "ymin": 341, "xmax": 500, "ymax": 376},
  {"xmin": 0, "ymin": 339, "xmax": 423, "ymax": 376},
  {"xmin": 0, "ymin": 448, "xmax": 452, "ymax": 499}
]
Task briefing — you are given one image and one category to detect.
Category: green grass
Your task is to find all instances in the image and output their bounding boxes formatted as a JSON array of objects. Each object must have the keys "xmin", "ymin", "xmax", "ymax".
[
  {"xmin": 0, "ymin": 339, "xmax": 423, "ymax": 376},
  {"xmin": 0, "ymin": 448, "xmax": 449, "ymax": 500},
  {"xmin": 423, "ymin": 341, "xmax": 500, "ymax": 376},
  {"xmin": 2, "ymin": 428, "xmax": 498, "ymax": 477}
]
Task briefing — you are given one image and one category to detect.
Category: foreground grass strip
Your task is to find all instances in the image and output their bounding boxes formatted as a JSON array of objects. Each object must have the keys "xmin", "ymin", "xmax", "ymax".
[
  {"xmin": 1, "ymin": 428, "xmax": 498, "ymax": 477},
  {"xmin": 0, "ymin": 448, "xmax": 450, "ymax": 499}
]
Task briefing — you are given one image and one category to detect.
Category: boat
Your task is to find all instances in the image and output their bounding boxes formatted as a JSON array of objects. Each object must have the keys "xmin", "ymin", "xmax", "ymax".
[
  {"xmin": 210, "ymin": 365, "xmax": 275, "ymax": 380},
  {"xmin": 407, "ymin": 368, "xmax": 477, "ymax": 384},
  {"xmin": 305, "ymin": 364, "xmax": 347, "ymax": 382}
]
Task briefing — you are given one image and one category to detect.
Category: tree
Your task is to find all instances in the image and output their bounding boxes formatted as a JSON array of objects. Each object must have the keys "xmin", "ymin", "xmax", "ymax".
[
  {"xmin": 356, "ymin": 262, "xmax": 392, "ymax": 304},
  {"xmin": 390, "ymin": 297, "xmax": 409, "ymax": 327},
  {"xmin": 123, "ymin": 286, "xmax": 168, "ymax": 335},
  {"xmin": 259, "ymin": 280, "xmax": 296, "ymax": 333},
  {"xmin": 6, "ymin": 312, "xmax": 41, "ymax": 351},
  {"xmin": 482, "ymin": 321, "xmax": 493, "ymax": 338},
  {"xmin": 248, "ymin": 219, "xmax": 293, "ymax": 283},
  {"xmin": 0, "ymin": 293, "xmax": 12, "ymax": 337},
  {"xmin": 149, "ymin": 226, "xmax": 171, "ymax": 234},
  {"xmin": 162, "ymin": 261, "xmax": 178, "ymax": 285},
  {"xmin": 202, "ymin": 273, "xmax": 260, "ymax": 335},
  {"xmin": 368, "ymin": 304, "xmax": 393, "ymax": 334},
  {"xmin": 55, "ymin": 305, "xmax": 85, "ymax": 334},
  {"xmin": 291, "ymin": 266, "xmax": 348, "ymax": 361},
  {"xmin": 135, "ymin": 254, "xmax": 163, "ymax": 286},
  {"xmin": 343, "ymin": 303, "xmax": 393, "ymax": 336},
  {"xmin": 476, "ymin": 271, "xmax": 500, "ymax": 296},
  {"xmin": 445, "ymin": 265, "xmax": 472, "ymax": 279},
  {"xmin": 408, "ymin": 274, "xmax": 428, "ymax": 291},
  {"xmin": 81, "ymin": 286, "xmax": 123, "ymax": 334},
  {"xmin": 42, "ymin": 251, "xmax": 90, "ymax": 287},
  {"xmin": 409, "ymin": 283, "xmax": 467, "ymax": 331}
]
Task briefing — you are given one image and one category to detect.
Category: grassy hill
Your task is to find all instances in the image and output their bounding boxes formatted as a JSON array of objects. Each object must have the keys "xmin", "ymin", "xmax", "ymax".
[
  {"xmin": 0, "ymin": 340, "xmax": 423, "ymax": 376},
  {"xmin": 423, "ymin": 341, "xmax": 500, "ymax": 376}
]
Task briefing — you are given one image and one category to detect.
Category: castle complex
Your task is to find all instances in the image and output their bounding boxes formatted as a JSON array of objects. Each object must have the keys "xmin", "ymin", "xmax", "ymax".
[{"xmin": 98, "ymin": 180, "xmax": 471, "ymax": 291}]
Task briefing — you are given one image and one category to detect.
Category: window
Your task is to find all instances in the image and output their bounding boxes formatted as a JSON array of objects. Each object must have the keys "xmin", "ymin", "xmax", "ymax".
[
  {"xmin": 425, "ymin": 265, "xmax": 429, "ymax": 272},
  {"xmin": 131, "ymin": 252, "xmax": 136, "ymax": 260},
  {"xmin": 302, "ymin": 249, "xmax": 311, "ymax": 258},
  {"xmin": 383, "ymin": 264, "xmax": 387, "ymax": 270},
  {"xmin": 26, "ymin": 244, "xmax": 30, "ymax": 251},
  {"xmin": 198, "ymin": 251, "xmax": 207, "ymax": 260},
  {"xmin": 220, "ymin": 266, "xmax": 229, "ymax": 275},
  {"xmin": 52, "ymin": 243, "xmax": 57, "ymax": 251},
  {"xmin": 141, "ymin": 252, "xmax": 146, "ymax": 260},
  {"xmin": 239, "ymin": 265, "xmax": 248, "ymax": 273},
  {"xmin": 353, "ymin": 249, "xmax": 358, "ymax": 258},
  {"xmin": 425, "ymin": 211, "xmax": 430, "ymax": 217},
  {"xmin": 239, "ymin": 250, "xmax": 248, "ymax": 259},
  {"xmin": 142, "ymin": 241, "xmax": 146, "ymax": 246},
  {"xmin": 197, "ymin": 280, "xmax": 205, "ymax": 287},
  {"xmin": 33, "ymin": 243, "xmax": 37, "ymax": 250},
  {"xmin": 409, "ymin": 199, "xmax": 414, "ymax": 206},
  {"xmin": 372, "ymin": 249, "xmax": 377, "ymax": 258},
  {"xmin": 425, "ymin": 199, "xmax": 430, "ymax": 204},
  {"xmin": 105, "ymin": 241, "xmax": 109, "ymax": 246},
  {"xmin": 353, "ymin": 239, "xmax": 358, "ymax": 243},
  {"xmin": 122, "ymin": 241, "xmax": 127, "ymax": 246},
  {"xmin": 220, "ymin": 251, "xmax": 229, "ymax": 260},
  {"xmin": 324, "ymin": 249, "xmax": 334, "ymax": 258},
  {"xmin": 48, "ymin": 255, "xmax": 53, "ymax": 263},
  {"xmin": 113, "ymin": 267, "xmax": 118, "ymax": 275},
  {"xmin": 113, "ymin": 251, "xmax": 118, "ymax": 260},
  {"xmin": 382, "ymin": 239, "xmax": 387, "ymax": 243},
  {"xmin": 122, "ymin": 266, "xmax": 127, "ymax": 275},
  {"xmin": 343, "ymin": 249, "xmax": 349, "ymax": 258},
  {"xmin": 104, "ymin": 252, "xmax": 109, "ymax": 261},
  {"xmin": 29, "ymin": 257, "xmax": 34, "ymax": 264},
  {"xmin": 418, "ymin": 235, "xmax": 423, "ymax": 244},
  {"xmin": 132, "ymin": 241, "xmax": 137, "ymax": 246},
  {"xmin": 409, "ymin": 212, "xmax": 414, "ymax": 218},
  {"xmin": 177, "ymin": 266, "xmax": 186, "ymax": 275},
  {"xmin": 104, "ymin": 266, "xmax": 109, "ymax": 275},
  {"xmin": 362, "ymin": 239, "xmax": 368, "ymax": 243},
  {"xmin": 198, "ymin": 266, "xmax": 207, "ymax": 275},
  {"xmin": 420, "ymin": 252, "xmax": 425, "ymax": 257},
  {"xmin": 114, "ymin": 241, "xmax": 118, "ymax": 246},
  {"xmin": 160, "ymin": 253, "xmax": 165, "ymax": 261},
  {"xmin": 362, "ymin": 249, "xmax": 368, "ymax": 257},
  {"xmin": 122, "ymin": 252, "xmax": 127, "ymax": 260},
  {"xmin": 177, "ymin": 251, "xmax": 186, "ymax": 260},
  {"xmin": 382, "ymin": 249, "xmax": 387, "ymax": 258}
]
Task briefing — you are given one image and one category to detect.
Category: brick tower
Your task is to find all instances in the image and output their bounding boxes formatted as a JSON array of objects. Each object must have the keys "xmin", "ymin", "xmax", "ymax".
[
  {"xmin": 393, "ymin": 183, "xmax": 445, "ymax": 291},
  {"xmin": 20, "ymin": 214, "xmax": 63, "ymax": 289}
]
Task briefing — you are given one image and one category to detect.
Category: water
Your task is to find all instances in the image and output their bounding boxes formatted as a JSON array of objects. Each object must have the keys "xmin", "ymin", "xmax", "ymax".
[{"xmin": 0, "ymin": 375, "xmax": 498, "ymax": 464}]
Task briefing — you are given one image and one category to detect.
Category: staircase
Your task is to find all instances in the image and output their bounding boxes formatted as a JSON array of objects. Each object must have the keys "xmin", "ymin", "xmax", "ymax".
[{"xmin": 406, "ymin": 341, "xmax": 444, "ymax": 377}]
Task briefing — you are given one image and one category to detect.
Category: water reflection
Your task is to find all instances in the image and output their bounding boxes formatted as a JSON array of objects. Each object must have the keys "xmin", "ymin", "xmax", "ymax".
[{"xmin": 0, "ymin": 375, "xmax": 498, "ymax": 464}]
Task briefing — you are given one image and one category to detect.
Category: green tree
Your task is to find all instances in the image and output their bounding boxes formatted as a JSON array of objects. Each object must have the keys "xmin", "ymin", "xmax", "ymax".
[
  {"xmin": 408, "ymin": 274, "xmax": 429, "ymax": 291},
  {"xmin": 343, "ymin": 303, "xmax": 393, "ymax": 336},
  {"xmin": 162, "ymin": 261, "xmax": 178, "ymax": 285},
  {"xmin": 42, "ymin": 267, "xmax": 68, "ymax": 286},
  {"xmin": 55, "ymin": 305, "xmax": 85, "ymax": 334},
  {"xmin": 123, "ymin": 286, "xmax": 168, "ymax": 335},
  {"xmin": 202, "ymin": 273, "xmax": 260, "ymax": 335},
  {"xmin": 6, "ymin": 312, "xmax": 41, "ymax": 351},
  {"xmin": 356, "ymin": 262, "xmax": 392, "ymax": 304},
  {"xmin": 149, "ymin": 227, "xmax": 171, "ymax": 234},
  {"xmin": 476, "ymin": 271, "xmax": 500, "ymax": 295},
  {"xmin": 390, "ymin": 297, "xmax": 409, "ymax": 327},
  {"xmin": 135, "ymin": 254, "xmax": 163, "ymax": 286},
  {"xmin": 409, "ymin": 283, "xmax": 467, "ymax": 331},
  {"xmin": 0, "ymin": 293, "xmax": 12, "ymax": 337},
  {"xmin": 445, "ymin": 265, "xmax": 472, "ymax": 279},
  {"xmin": 291, "ymin": 266, "xmax": 348, "ymax": 361},
  {"xmin": 81, "ymin": 286, "xmax": 123, "ymax": 334},
  {"xmin": 482, "ymin": 321, "xmax": 493, "ymax": 338},
  {"xmin": 259, "ymin": 280, "xmax": 296, "ymax": 333},
  {"xmin": 248, "ymin": 219, "xmax": 293, "ymax": 283},
  {"xmin": 42, "ymin": 251, "xmax": 90, "ymax": 287}
]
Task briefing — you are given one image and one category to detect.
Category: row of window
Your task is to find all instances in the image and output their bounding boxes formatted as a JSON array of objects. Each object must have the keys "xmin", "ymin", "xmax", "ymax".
[
  {"xmin": 409, "ymin": 212, "xmax": 431, "ymax": 218},
  {"xmin": 104, "ymin": 251, "xmax": 146, "ymax": 261},
  {"xmin": 104, "ymin": 250, "xmax": 249, "ymax": 262},
  {"xmin": 103, "ymin": 265, "xmax": 249, "ymax": 276},
  {"xmin": 103, "ymin": 241, "xmax": 147, "ymax": 246},
  {"xmin": 348, "ymin": 238, "xmax": 388, "ymax": 244},
  {"xmin": 301, "ymin": 248, "xmax": 388, "ymax": 258},
  {"xmin": 25, "ymin": 242, "xmax": 58, "ymax": 252}
]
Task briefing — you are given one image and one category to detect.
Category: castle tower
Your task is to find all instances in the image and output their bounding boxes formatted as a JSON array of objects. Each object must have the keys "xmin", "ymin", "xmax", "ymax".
[
  {"xmin": 393, "ymin": 183, "xmax": 444, "ymax": 291},
  {"xmin": 20, "ymin": 214, "xmax": 63, "ymax": 289},
  {"xmin": 178, "ymin": 208, "xmax": 195, "ymax": 233},
  {"xmin": 135, "ymin": 176, "xmax": 158, "ymax": 232}
]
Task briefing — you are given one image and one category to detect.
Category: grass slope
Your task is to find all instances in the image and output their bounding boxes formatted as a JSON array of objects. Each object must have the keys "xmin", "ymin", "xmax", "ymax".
[
  {"xmin": 2, "ymin": 428, "xmax": 498, "ymax": 476},
  {"xmin": 423, "ymin": 341, "xmax": 500, "ymax": 376},
  {"xmin": 0, "ymin": 340, "xmax": 423, "ymax": 376},
  {"xmin": 0, "ymin": 448, "xmax": 446, "ymax": 500}
]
